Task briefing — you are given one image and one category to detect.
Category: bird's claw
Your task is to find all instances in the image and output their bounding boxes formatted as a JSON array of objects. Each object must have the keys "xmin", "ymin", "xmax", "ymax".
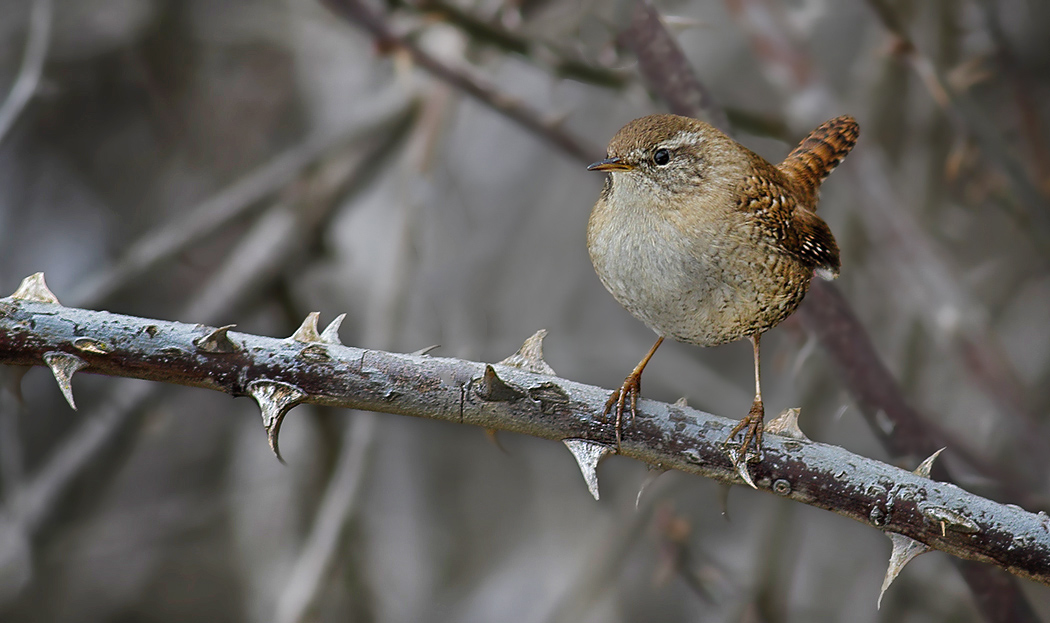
[
  {"xmin": 603, "ymin": 373, "xmax": 642, "ymax": 448},
  {"xmin": 724, "ymin": 400, "xmax": 765, "ymax": 478}
]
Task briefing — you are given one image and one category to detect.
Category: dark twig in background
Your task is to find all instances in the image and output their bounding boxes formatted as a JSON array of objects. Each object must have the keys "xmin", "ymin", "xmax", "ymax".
[
  {"xmin": 865, "ymin": 0, "xmax": 1050, "ymax": 242},
  {"xmin": 325, "ymin": 0, "xmax": 1035, "ymax": 498},
  {"xmin": 617, "ymin": 0, "xmax": 729, "ymax": 132},
  {"xmin": 317, "ymin": 0, "xmax": 1050, "ymax": 616},
  {"xmin": 321, "ymin": 0, "xmax": 598, "ymax": 163},
  {"xmin": 391, "ymin": 0, "xmax": 632, "ymax": 89},
  {"xmin": 627, "ymin": 3, "xmax": 1043, "ymax": 619}
]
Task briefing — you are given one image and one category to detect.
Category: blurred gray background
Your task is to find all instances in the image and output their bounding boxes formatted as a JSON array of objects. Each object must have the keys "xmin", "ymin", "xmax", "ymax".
[{"xmin": 1, "ymin": 0, "xmax": 1050, "ymax": 621}]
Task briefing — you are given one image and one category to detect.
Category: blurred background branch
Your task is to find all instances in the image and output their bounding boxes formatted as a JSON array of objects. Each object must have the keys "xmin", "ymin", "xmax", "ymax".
[{"xmin": 0, "ymin": 0, "xmax": 52, "ymax": 146}]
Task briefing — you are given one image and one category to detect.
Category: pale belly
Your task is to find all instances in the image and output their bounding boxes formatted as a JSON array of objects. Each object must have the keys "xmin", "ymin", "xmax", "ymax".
[{"xmin": 588, "ymin": 209, "xmax": 812, "ymax": 347}]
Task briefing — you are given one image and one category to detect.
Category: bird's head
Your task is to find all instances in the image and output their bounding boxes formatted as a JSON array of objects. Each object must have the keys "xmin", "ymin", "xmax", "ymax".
[{"xmin": 587, "ymin": 114, "xmax": 743, "ymax": 200}]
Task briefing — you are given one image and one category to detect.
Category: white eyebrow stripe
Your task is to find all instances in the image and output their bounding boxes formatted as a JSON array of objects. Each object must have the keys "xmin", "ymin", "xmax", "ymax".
[{"xmin": 659, "ymin": 132, "xmax": 706, "ymax": 150}]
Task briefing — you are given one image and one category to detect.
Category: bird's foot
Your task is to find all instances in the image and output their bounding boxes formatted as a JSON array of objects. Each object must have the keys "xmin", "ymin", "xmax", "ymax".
[
  {"xmin": 724, "ymin": 400, "xmax": 765, "ymax": 487},
  {"xmin": 603, "ymin": 372, "xmax": 642, "ymax": 449}
]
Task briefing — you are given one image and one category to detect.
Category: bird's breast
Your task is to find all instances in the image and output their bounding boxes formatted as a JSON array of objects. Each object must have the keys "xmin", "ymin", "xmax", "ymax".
[{"xmin": 587, "ymin": 193, "xmax": 811, "ymax": 346}]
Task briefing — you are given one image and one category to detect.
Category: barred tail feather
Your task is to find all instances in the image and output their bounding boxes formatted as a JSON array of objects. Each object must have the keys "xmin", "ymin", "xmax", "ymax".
[{"xmin": 779, "ymin": 116, "xmax": 859, "ymax": 206}]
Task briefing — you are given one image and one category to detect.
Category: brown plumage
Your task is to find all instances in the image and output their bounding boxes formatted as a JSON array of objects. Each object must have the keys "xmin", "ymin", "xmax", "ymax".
[
  {"xmin": 741, "ymin": 154, "xmax": 841, "ymax": 280},
  {"xmin": 779, "ymin": 116, "xmax": 860, "ymax": 205},
  {"xmin": 586, "ymin": 113, "xmax": 858, "ymax": 467}
]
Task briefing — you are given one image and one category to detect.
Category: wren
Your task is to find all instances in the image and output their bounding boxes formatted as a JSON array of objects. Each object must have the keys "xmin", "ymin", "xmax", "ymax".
[{"xmin": 586, "ymin": 113, "xmax": 858, "ymax": 464}]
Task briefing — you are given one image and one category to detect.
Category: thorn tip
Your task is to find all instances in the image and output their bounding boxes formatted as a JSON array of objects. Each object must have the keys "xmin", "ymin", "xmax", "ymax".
[
  {"xmin": 320, "ymin": 313, "xmax": 345, "ymax": 345},
  {"xmin": 289, "ymin": 312, "xmax": 322, "ymax": 343},
  {"xmin": 878, "ymin": 533, "xmax": 930, "ymax": 608},
  {"xmin": 636, "ymin": 466, "xmax": 668, "ymax": 509},
  {"xmin": 194, "ymin": 324, "xmax": 238, "ymax": 353},
  {"xmin": 43, "ymin": 352, "xmax": 88, "ymax": 410},
  {"xmin": 563, "ymin": 438, "xmax": 614, "ymax": 500},
  {"xmin": 10, "ymin": 273, "xmax": 60, "ymax": 304},
  {"xmin": 247, "ymin": 380, "xmax": 306, "ymax": 462},
  {"xmin": 913, "ymin": 447, "xmax": 946, "ymax": 479},
  {"xmin": 725, "ymin": 447, "xmax": 759, "ymax": 489},
  {"xmin": 766, "ymin": 407, "xmax": 808, "ymax": 440},
  {"xmin": 499, "ymin": 329, "xmax": 556, "ymax": 375}
]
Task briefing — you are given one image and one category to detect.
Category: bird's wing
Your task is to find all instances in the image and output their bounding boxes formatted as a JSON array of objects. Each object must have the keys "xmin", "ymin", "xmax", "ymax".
[
  {"xmin": 737, "ymin": 164, "xmax": 841, "ymax": 277},
  {"xmin": 782, "ymin": 204, "xmax": 840, "ymax": 278}
]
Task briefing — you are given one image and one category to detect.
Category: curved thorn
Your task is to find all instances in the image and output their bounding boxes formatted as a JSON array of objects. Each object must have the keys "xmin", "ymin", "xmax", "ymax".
[
  {"xmin": 289, "ymin": 312, "xmax": 322, "ymax": 343},
  {"xmin": 43, "ymin": 351, "xmax": 88, "ymax": 410},
  {"xmin": 726, "ymin": 447, "xmax": 758, "ymax": 490},
  {"xmin": 194, "ymin": 324, "xmax": 238, "ymax": 353},
  {"xmin": 320, "ymin": 313, "xmax": 345, "ymax": 345},
  {"xmin": 735, "ymin": 460, "xmax": 758, "ymax": 490},
  {"xmin": 913, "ymin": 447, "xmax": 946, "ymax": 479},
  {"xmin": 411, "ymin": 344, "xmax": 440, "ymax": 356},
  {"xmin": 766, "ymin": 407, "xmax": 808, "ymax": 440},
  {"xmin": 563, "ymin": 438, "xmax": 614, "ymax": 501},
  {"xmin": 499, "ymin": 329, "xmax": 556, "ymax": 376},
  {"xmin": 878, "ymin": 533, "xmax": 930, "ymax": 609},
  {"xmin": 10, "ymin": 272, "xmax": 60, "ymax": 304},
  {"xmin": 247, "ymin": 380, "xmax": 306, "ymax": 464}
]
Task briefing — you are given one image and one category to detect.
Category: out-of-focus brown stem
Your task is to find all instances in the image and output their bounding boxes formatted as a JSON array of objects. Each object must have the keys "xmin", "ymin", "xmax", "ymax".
[
  {"xmin": 319, "ymin": 0, "xmax": 1042, "ymax": 615},
  {"xmin": 616, "ymin": 0, "xmax": 729, "ymax": 132},
  {"xmin": 799, "ymin": 282, "xmax": 1037, "ymax": 504},
  {"xmin": 724, "ymin": 0, "xmax": 1048, "ymax": 479},
  {"xmin": 865, "ymin": 0, "xmax": 1050, "ymax": 231},
  {"xmin": 322, "ymin": 0, "xmax": 1033, "ymax": 496},
  {"xmin": 320, "ymin": 0, "xmax": 598, "ymax": 164},
  {"xmin": 392, "ymin": 0, "xmax": 631, "ymax": 89},
  {"xmin": 974, "ymin": 0, "xmax": 1050, "ymax": 196}
]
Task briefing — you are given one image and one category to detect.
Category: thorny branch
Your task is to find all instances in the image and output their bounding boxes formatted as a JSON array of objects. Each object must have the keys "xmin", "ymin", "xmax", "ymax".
[
  {"xmin": 1, "ymin": 288, "xmax": 1050, "ymax": 588},
  {"xmin": 4, "ymin": 0, "xmax": 1041, "ymax": 613}
]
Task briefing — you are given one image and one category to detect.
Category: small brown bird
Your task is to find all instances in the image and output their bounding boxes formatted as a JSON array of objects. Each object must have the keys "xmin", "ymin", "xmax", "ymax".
[{"xmin": 587, "ymin": 113, "xmax": 858, "ymax": 462}]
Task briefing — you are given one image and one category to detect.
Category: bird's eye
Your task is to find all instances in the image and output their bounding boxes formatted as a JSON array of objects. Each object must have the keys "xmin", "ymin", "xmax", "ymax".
[{"xmin": 653, "ymin": 148, "xmax": 671, "ymax": 166}]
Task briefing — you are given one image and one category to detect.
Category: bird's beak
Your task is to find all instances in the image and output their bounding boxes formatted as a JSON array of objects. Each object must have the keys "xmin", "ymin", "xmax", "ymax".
[{"xmin": 587, "ymin": 157, "xmax": 634, "ymax": 172}]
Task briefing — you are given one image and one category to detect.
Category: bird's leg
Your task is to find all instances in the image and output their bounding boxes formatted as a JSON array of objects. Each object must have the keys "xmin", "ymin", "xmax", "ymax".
[
  {"xmin": 604, "ymin": 336, "xmax": 664, "ymax": 448},
  {"xmin": 725, "ymin": 333, "xmax": 765, "ymax": 461}
]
